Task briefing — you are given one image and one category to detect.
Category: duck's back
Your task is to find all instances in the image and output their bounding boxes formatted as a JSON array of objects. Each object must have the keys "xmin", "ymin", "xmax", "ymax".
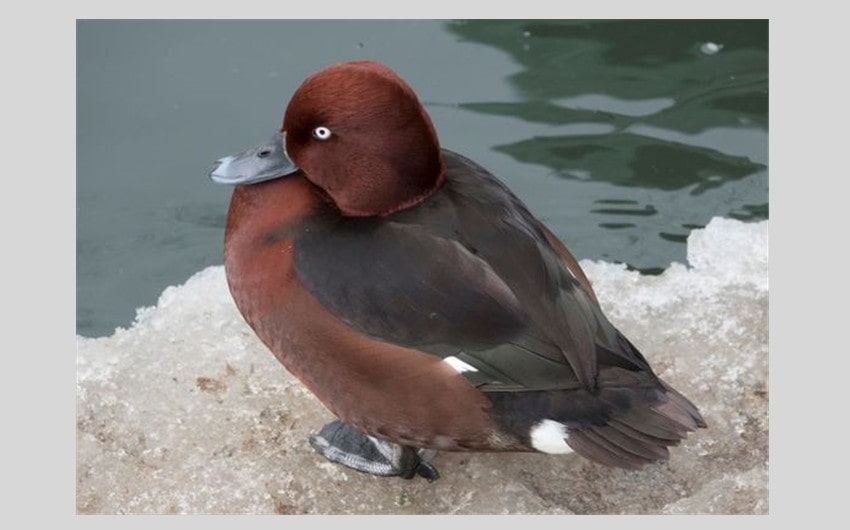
[{"xmin": 290, "ymin": 150, "xmax": 705, "ymax": 467}]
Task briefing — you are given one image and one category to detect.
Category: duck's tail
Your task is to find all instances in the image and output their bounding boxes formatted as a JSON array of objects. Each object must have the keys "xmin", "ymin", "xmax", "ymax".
[{"xmin": 565, "ymin": 378, "xmax": 706, "ymax": 469}]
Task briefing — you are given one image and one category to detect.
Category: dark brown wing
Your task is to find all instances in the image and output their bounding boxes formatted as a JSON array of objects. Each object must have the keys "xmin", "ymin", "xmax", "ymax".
[
  {"xmin": 292, "ymin": 150, "xmax": 705, "ymax": 467},
  {"xmin": 293, "ymin": 150, "xmax": 651, "ymax": 391}
]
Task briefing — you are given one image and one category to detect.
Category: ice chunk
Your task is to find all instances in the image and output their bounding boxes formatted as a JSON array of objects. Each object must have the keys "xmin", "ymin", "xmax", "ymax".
[{"xmin": 77, "ymin": 217, "xmax": 768, "ymax": 514}]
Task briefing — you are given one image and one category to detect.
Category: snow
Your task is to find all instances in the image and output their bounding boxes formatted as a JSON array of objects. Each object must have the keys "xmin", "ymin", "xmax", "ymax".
[{"xmin": 76, "ymin": 217, "xmax": 768, "ymax": 514}]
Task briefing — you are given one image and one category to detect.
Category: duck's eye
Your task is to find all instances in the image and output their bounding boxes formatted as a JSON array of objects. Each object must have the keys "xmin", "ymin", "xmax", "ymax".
[{"xmin": 312, "ymin": 126, "xmax": 332, "ymax": 140}]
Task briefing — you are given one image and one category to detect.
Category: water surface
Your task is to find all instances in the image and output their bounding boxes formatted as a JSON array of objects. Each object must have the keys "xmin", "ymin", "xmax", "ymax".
[{"xmin": 76, "ymin": 20, "xmax": 768, "ymax": 337}]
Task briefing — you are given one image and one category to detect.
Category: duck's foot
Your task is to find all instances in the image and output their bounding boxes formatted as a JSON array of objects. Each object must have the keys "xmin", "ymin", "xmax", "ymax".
[{"xmin": 309, "ymin": 420, "xmax": 440, "ymax": 481}]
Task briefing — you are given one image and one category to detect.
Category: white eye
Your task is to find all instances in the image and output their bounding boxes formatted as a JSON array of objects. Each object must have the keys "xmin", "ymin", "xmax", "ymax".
[{"xmin": 312, "ymin": 126, "xmax": 332, "ymax": 140}]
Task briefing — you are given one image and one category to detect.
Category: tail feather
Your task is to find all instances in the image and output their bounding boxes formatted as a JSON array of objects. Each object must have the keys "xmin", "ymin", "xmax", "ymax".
[
  {"xmin": 566, "ymin": 379, "xmax": 706, "ymax": 469},
  {"xmin": 654, "ymin": 400, "xmax": 701, "ymax": 432},
  {"xmin": 483, "ymin": 370, "xmax": 706, "ymax": 469},
  {"xmin": 660, "ymin": 380, "xmax": 708, "ymax": 428},
  {"xmin": 589, "ymin": 424, "xmax": 670, "ymax": 460},
  {"xmin": 567, "ymin": 430, "xmax": 647, "ymax": 470},
  {"xmin": 582, "ymin": 428, "xmax": 657, "ymax": 468},
  {"xmin": 608, "ymin": 419, "xmax": 681, "ymax": 448},
  {"xmin": 610, "ymin": 406, "xmax": 690, "ymax": 441}
]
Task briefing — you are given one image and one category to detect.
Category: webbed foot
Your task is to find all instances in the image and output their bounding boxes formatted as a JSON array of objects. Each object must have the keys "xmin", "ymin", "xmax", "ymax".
[{"xmin": 309, "ymin": 420, "xmax": 440, "ymax": 481}]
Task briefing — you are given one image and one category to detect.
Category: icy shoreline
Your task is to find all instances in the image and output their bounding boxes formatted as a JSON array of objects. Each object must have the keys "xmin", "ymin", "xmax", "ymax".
[{"xmin": 76, "ymin": 217, "xmax": 768, "ymax": 514}]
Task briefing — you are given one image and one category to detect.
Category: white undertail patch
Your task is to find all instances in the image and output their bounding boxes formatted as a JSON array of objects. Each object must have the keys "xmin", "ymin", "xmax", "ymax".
[
  {"xmin": 442, "ymin": 356, "xmax": 478, "ymax": 373},
  {"xmin": 530, "ymin": 419, "xmax": 573, "ymax": 454}
]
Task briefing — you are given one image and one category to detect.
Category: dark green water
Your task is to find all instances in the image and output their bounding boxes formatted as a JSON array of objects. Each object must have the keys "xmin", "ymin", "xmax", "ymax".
[{"xmin": 76, "ymin": 20, "xmax": 768, "ymax": 338}]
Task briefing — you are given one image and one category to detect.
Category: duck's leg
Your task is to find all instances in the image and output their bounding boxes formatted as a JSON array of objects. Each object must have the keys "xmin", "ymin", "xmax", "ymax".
[{"xmin": 309, "ymin": 420, "xmax": 440, "ymax": 481}]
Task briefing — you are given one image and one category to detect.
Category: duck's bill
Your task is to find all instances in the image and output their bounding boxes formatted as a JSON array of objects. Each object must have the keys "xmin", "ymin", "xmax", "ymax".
[{"xmin": 209, "ymin": 131, "xmax": 299, "ymax": 185}]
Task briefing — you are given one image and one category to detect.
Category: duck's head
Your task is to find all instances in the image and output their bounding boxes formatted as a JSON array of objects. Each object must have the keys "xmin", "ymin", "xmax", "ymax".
[{"xmin": 212, "ymin": 61, "xmax": 445, "ymax": 217}]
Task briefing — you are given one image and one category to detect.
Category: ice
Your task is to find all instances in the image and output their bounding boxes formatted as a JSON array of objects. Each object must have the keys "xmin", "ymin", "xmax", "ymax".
[{"xmin": 76, "ymin": 217, "xmax": 768, "ymax": 514}]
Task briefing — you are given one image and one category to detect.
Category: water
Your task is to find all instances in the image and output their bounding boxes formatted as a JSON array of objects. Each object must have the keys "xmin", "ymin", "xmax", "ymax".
[{"xmin": 76, "ymin": 20, "xmax": 768, "ymax": 338}]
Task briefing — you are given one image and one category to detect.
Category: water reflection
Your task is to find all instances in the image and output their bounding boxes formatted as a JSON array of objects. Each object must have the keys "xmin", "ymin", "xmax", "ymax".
[
  {"xmin": 497, "ymin": 132, "xmax": 763, "ymax": 193},
  {"xmin": 445, "ymin": 19, "xmax": 768, "ymax": 269},
  {"xmin": 449, "ymin": 20, "xmax": 767, "ymax": 122}
]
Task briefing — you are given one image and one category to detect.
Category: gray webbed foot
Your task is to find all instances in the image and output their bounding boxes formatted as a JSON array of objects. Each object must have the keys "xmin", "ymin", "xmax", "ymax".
[{"xmin": 309, "ymin": 420, "xmax": 440, "ymax": 481}]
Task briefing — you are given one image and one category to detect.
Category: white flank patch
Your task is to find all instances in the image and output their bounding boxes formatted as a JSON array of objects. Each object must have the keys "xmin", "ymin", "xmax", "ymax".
[
  {"xmin": 530, "ymin": 419, "xmax": 573, "ymax": 454},
  {"xmin": 442, "ymin": 356, "xmax": 478, "ymax": 373}
]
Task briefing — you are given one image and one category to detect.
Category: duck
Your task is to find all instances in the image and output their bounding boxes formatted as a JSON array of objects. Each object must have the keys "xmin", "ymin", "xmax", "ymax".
[{"xmin": 210, "ymin": 60, "xmax": 705, "ymax": 480}]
